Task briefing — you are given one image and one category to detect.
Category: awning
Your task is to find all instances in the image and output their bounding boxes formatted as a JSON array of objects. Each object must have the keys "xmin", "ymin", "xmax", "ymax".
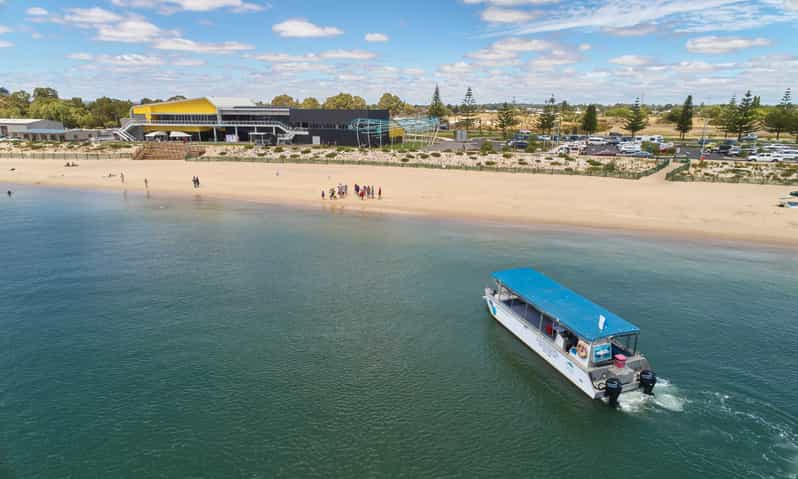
[
  {"xmin": 492, "ymin": 268, "xmax": 640, "ymax": 342},
  {"xmin": 145, "ymin": 131, "xmax": 168, "ymax": 137},
  {"xmin": 169, "ymin": 131, "xmax": 191, "ymax": 138}
]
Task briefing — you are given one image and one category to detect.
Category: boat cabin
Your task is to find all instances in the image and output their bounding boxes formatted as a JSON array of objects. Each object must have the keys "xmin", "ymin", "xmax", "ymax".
[{"xmin": 490, "ymin": 268, "xmax": 647, "ymax": 382}]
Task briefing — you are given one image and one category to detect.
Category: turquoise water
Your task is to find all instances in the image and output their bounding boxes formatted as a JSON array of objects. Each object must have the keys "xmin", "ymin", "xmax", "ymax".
[{"xmin": 1, "ymin": 187, "xmax": 797, "ymax": 478}]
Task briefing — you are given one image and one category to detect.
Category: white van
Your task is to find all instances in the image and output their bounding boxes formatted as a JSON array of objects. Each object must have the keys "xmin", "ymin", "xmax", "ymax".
[
  {"xmin": 587, "ymin": 136, "xmax": 606, "ymax": 145},
  {"xmin": 639, "ymin": 135, "xmax": 664, "ymax": 143},
  {"xmin": 618, "ymin": 142, "xmax": 642, "ymax": 153}
]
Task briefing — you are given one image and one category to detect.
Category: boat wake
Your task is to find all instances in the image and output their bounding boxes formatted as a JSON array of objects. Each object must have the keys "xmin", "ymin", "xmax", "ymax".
[{"xmin": 616, "ymin": 378, "xmax": 687, "ymax": 414}]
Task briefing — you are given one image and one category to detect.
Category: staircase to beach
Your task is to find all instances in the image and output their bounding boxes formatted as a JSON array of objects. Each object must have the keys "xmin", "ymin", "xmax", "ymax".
[{"xmin": 132, "ymin": 142, "xmax": 205, "ymax": 161}]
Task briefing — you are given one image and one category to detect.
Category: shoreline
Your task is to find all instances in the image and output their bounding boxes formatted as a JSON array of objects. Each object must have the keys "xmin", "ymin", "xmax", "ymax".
[{"xmin": 2, "ymin": 158, "xmax": 797, "ymax": 249}]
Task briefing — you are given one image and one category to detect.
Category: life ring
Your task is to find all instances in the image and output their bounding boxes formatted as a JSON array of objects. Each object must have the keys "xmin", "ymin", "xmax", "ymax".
[{"xmin": 576, "ymin": 341, "xmax": 588, "ymax": 359}]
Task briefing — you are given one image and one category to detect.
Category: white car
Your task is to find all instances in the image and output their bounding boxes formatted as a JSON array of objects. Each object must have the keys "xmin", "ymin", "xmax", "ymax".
[
  {"xmin": 538, "ymin": 135, "xmax": 551, "ymax": 141},
  {"xmin": 748, "ymin": 152, "xmax": 784, "ymax": 162},
  {"xmin": 587, "ymin": 136, "xmax": 606, "ymax": 145},
  {"xmin": 618, "ymin": 142, "xmax": 642, "ymax": 153}
]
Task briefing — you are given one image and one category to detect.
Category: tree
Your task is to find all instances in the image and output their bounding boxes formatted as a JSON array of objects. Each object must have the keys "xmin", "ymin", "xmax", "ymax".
[
  {"xmin": 734, "ymin": 90, "xmax": 757, "ymax": 140},
  {"xmin": 299, "ymin": 97, "xmax": 321, "ymax": 109},
  {"xmin": 580, "ymin": 104, "xmax": 598, "ymax": 135},
  {"xmin": 536, "ymin": 95, "xmax": 557, "ymax": 135},
  {"xmin": 718, "ymin": 95, "xmax": 738, "ymax": 138},
  {"xmin": 496, "ymin": 102, "xmax": 519, "ymax": 139},
  {"xmin": 460, "ymin": 87, "xmax": 477, "ymax": 133},
  {"xmin": 271, "ymin": 94, "xmax": 295, "ymax": 107},
  {"xmin": 623, "ymin": 97, "xmax": 648, "ymax": 137},
  {"xmin": 323, "ymin": 92, "xmax": 367, "ymax": 110},
  {"xmin": 376, "ymin": 92, "xmax": 409, "ymax": 116},
  {"xmin": 428, "ymin": 85, "xmax": 447, "ymax": 118},
  {"xmin": 33, "ymin": 87, "xmax": 59, "ymax": 100},
  {"xmin": 0, "ymin": 87, "xmax": 9, "ymax": 96},
  {"xmin": 763, "ymin": 88, "xmax": 793, "ymax": 140},
  {"xmin": 676, "ymin": 95, "xmax": 694, "ymax": 141},
  {"xmin": 167, "ymin": 95, "xmax": 186, "ymax": 102}
]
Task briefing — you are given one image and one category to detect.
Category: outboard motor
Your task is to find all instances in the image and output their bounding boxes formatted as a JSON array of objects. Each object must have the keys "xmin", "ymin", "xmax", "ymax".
[
  {"xmin": 605, "ymin": 377, "xmax": 622, "ymax": 407},
  {"xmin": 639, "ymin": 370, "xmax": 657, "ymax": 395}
]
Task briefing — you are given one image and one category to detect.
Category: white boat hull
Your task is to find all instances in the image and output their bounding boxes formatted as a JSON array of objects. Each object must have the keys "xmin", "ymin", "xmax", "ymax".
[{"xmin": 484, "ymin": 294, "xmax": 602, "ymax": 399}]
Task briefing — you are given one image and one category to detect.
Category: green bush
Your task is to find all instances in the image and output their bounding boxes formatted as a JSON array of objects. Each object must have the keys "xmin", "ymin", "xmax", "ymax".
[
  {"xmin": 587, "ymin": 159, "xmax": 602, "ymax": 167},
  {"xmin": 443, "ymin": 149, "xmax": 452, "ymax": 153},
  {"xmin": 400, "ymin": 158, "xmax": 410, "ymax": 163},
  {"xmin": 274, "ymin": 146, "xmax": 284, "ymax": 153},
  {"xmin": 325, "ymin": 152, "xmax": 337, "ymax": 158},
  {"xmin": 219, "ymin": 151, "xmax": 227, "ymax": 156},
  {"xmin": 290, "ymin": 153, "xmax": 300, "ymax": 159},
  {"xmin": 518, "ymin": 159, "xmax": 528, "ymax": 165},
  {"xmin": 480, "ymin": 142, "xmax": 494, "ymax": 155},
  {"xmin": 503, "ymin": 153, "xmax": 513, "ymax": 159},
  {"xmin": 455, "ymin": 151, "xmax": 464, "ymax": 156},
  {"xmin": 485, "ymin": 160, "xmax": 496, "ymax": 166},
  {"xmin": 551, "ymin": 161, "xmax": 562, "ymax": 166},
  {"xmin": 431, "ymin": 152, "xmax": 441, "ymax": 158},
  {"xmin": 419, "ymin": 153, "xmax": 429, "ymax": 159},
  {"xmin": 257, "ymin": 152, "xmax": 267, "ymax": 157},
  {"xmin": 301, "ymin": 149, "xmax": 311, "ymax": 154},
  {"xmin": 244, "ymin": 144, "xmax": 254, "ymax": 150}
]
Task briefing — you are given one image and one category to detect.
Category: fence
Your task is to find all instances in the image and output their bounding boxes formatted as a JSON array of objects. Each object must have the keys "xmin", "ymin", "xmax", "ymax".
[
  {"xmin": 666, "ymin": 160, "xmax": 798, "ymax": 185},
  {"xmin": 0, "ymin": 152, "xmax": 133, "ymax": 160},
  {"xmin": 189, "ymin": 155, "xmax": 670, "ymax": 180}
]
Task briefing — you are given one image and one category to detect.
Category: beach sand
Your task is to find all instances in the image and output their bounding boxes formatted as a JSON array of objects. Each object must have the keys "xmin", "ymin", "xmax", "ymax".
[{"xmin": 2, "ymin": 158, "xmax": 796, "ymax": 247}]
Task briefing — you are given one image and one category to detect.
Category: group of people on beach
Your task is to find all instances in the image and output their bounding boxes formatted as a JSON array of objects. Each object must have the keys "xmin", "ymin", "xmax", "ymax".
[
  {"xmin": 192, "ymin": 176, "xmax": 201, "ymax": 188},
  {"xmin": 64, "ymin": 162, "xmax": 79, "ymax": 168},
  {"xmin": 321, "ymin": 183, "xmax": 381, "ymax": 200}
]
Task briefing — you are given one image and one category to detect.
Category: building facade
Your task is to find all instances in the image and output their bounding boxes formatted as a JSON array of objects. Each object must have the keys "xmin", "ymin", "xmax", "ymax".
[
  {"xmin": 119, "ymin": 97, "xmax": 393, "ymax": 146},
  {"xmin": 0, "ymin": 119, "xmax": 65, "ymax": 140}
]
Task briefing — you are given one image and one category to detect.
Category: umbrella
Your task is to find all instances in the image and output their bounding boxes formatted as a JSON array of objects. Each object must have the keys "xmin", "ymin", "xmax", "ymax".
[{"xmin": 145, "ymin": 131, "xmax": 167, "ymax": 138}]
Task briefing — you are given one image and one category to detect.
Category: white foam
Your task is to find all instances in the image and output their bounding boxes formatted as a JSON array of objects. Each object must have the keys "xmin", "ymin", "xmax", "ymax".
[{"xmin": 617, "ymin": 377, "xmax": 687, "ymax": 414}]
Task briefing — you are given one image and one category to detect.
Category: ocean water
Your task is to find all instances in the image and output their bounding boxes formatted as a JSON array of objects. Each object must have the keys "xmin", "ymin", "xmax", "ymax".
[{"xmin": 1, "ymin": 186, "xmax": 797, "ymax": 479}]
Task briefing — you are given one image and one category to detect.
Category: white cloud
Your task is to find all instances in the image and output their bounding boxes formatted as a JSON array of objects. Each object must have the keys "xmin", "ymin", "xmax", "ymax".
[
  {"xmin": 365, "ymin": 32, "xmax": 389, "ymax": 42},
  {"xmin": 272, "ymin": 19, "xmax": 343, "ymax": 38},
  {"xmin": 404, "ymin": 67, "xmax": 425, "ymax": 76},
  {"xmin": 68, "ymin": 52, "xmax": 94, "ymax": 60},
  {"xmin": 98, "ymin": 54, "xmax": 164, "ymax": 67},
  {"xmin": 250, "ymin": 52, "xmax": 318, "ymax": 62},
  {"xmin": 272, "ymin": 62, "xmax": 333, "ymax": 73},
  {"xmin": 95, "ymin": 19, "xmax": 162, "ymax": 42},
  {"xmin": 26, "ymin": 7, "xmax": 49, "ymax": 16},
  {"xmin": 602, "ymin": 24, "xmax": 658, "ymax": 36},
  {"xmin": 0, "ymin": 40, "xmax": 12, "ymax": 48},
  {"xmin": 529, "ymin": 49, "xmax": 580, "ymax": 69},
  {"xmin": 578, "ymin": 43, "xmax": 591, "ymax": 51},
  {"xmin": 481, "ymin": 6, "xmax": 538, "ymax": 22},
  {"xmin": 0, "ymin": 25, "xmax": 10, "ymax": 34},
  {"xmin": 492, "ymin": 37, "xmax": 551, "ymax": 52},
  {"xmin": 173, "ymin": 58, "xmax": 207, "ymax": 66},
  {"xmin": 318, "ymin": 49, "xmax": 377, "ymax": 60},
  {"xmin": 672, "ymin": 60, "xmax": 736, "ymax": 73},
  {"xmin": 686, "ymin": 36, "xmax": 771, "ymax": 53},
  {"xmin": 609, "ymin": 54, "xmax": 650, "ymax": 66},
  {"xmin": 153, "ymin": 37, "xmax": 254, "ymax": 53},
  {"xmin": 438, "ymin": 61, "xmax": 472, "ymax": 74},
  {"xmin": 64, "ymin": 7, "xmax": 123, "ymax": 25},
  {"xmin": 110, "ymin": 0, "xmax": 267, "ymax": 13},
  {"xmin": 31, "ymin": 32, "xmax": 43, "ymax": 39}
]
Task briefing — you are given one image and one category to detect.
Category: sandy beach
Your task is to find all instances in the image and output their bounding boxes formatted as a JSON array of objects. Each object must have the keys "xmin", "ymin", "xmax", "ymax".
[{"xmin": 2, "ymin": 157, "xmax": 796, "ymax": 247}]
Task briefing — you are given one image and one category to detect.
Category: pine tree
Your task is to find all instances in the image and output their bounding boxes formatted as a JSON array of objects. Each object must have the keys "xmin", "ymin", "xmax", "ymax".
[
  {"xmin": 428, "ymin": 85, "xmax": 447, "ymax": 118},
  {"xmin": 496, "ymin": 102, "xmax": 519, "ymax": 139},
  {"xmin": 735, "ymin": 90, "xmax": 757, "ymax": 140},
  {"xmin": 580, "ymin": 105, "xmax": 598, "ymax": 135},
  {"xmin": 676, "ymin": 95, "xmax": 694, "ymax": 141},
  {"xmin": 460, "ymin": 87, "xmax": 476, "ymax": 133},
  {"xmin": 720, "ymin": 95, "xmax": 738, "ymax": 139},
  {"xmin": 623, "ymin": 97, "xmax": 647, "ymax": 138},
  {"xmin": 536, "ymin": 95, "xmax": 557, "ymax": 135},
  {"xmin": 764, "ymin": 88, "xmax": 792, "ymax": 140}
]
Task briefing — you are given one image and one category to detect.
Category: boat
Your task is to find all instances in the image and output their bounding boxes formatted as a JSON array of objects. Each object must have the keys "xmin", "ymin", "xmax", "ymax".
[
  {"xmin": 779, "ymin": 198, "xmax": 798, "ymax": 208},
  {"xmin": 484, "ymin": 268, "xmax": 656, "ymax": 406}
]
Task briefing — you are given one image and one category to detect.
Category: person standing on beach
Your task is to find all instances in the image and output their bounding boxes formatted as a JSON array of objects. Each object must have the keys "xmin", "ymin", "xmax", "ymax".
[
  {"xmin": 196, "ymin": 176, "xmax": 200, "ymax": 188},
  {"xmin": 322, "ymin": 190, "xmax": 325, "ymax": 199},
  {"xmin": 144, "ymin": 178, "xmax": 149, "ymax": 189},
  {"xmin": 7, "ymin": 190, "xmax": 12, "ymax": 198},
  {"xmin": 120, "ymin": 172, "xmax": 125, "ymax": 184},
  {"xmin": 378, "ymin": 187, "xmax": 382, "ymax": 199}
]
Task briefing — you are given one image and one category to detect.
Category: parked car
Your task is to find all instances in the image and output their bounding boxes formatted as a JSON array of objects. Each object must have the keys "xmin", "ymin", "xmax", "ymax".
[
  {"xmin": 538, "ymin": 135, "xmax": 551, "ymax": 141},
  {"xmin": 587, "ymin": 136, "xmax": 606, "ymax": 145},
  {"xmin": 741, "ymin": 134, "xmax": 758, "ymax": 142},
  {"xmin": 606, "ymin": 136, "xmax": 621, "ymax": 145},
  {"xmin": 618, "ymin": 142, "xmax": 642, "ymax": 153},
  {"xmin": 748, "ymin": 152, "xmax": 783, "ymax": 162}
]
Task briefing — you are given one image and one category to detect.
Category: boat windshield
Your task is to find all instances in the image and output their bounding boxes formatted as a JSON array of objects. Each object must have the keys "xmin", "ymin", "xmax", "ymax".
[{"xmin": 611, "ymin": 334, "xmax": 638, "ymax": 356}]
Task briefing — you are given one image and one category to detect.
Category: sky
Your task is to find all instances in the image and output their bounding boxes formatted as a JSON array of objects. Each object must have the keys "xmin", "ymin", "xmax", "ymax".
[{"xmin": 0, "ymin": 0, "xmax": 796, "ymax": 105}]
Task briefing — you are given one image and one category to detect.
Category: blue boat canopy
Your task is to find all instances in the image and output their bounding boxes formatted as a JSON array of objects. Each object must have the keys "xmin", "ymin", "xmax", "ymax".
[{"xmin": 492, "ymin": 268, "xmax": 640, "ymax": 342}]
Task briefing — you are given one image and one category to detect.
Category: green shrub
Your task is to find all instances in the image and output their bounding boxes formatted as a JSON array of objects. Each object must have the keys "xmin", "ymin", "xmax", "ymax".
[
  {"xmin": 257, "ymin": 152, "xmax": 267, "ymax": 157},
  {"xmin": 431, "ymin": 152, "xmax": 441, "ymax": 158},
  {"xmin": 279, "ymin": 154, "xmax": 287, "ymax": 160},
  {"xmin": 503, "ymin": 153, "xmax": 513, "ymax": 159},
  {"xmin": 518, "ymin": 159, "xmax": 528, "ymax": 165},
  {"xmin": 455, "ymin": 151, "xmax": 464, "ymax": 156},
  {"xmin": 301, "ymin": 149, "xmax": 311, "ymax": 154},
  {"xmin": 480, "ymin": 142, "xmax": 494, "ymax": 154},
  {"xmin": 443, "ymin": 149, "xmax": 452, "ymax": 153},
  {"xmin": 290, "ymin": 153, "xmax": 300, "ymax": 159},
  {"xmin": 400, "ymin": 158, "xmax": 410, "ymax": 163},
  {"xmin": 325, "ymin": 152, "xmax": 337, "ymax": 158},
  {"xmin": 587, "ymin": 159, "xmax": 602, "ymax": 167},
  {"xmin": 274, "ymin": 146, "xmax": 284, "ymax": 153},
  {"xmin": 485, "ymin": 160, "xmax": 496, "ymax": 166},
  {"xmin": 219, "ymin": 151, "xmax": 228, "ymax": 156},
  {"xmin": 565, "ymin": 167, "xmax": 574, "ymax": 172},
  {"xmin": 419, "ymin": 153, "xmax": 429, "ymax": 159},
  {"xmin": 551, "ymin": 161, "xmax": 562, "ymax": 166},
  {"xmin": 244, "ymin": 144, "xmax": 254, "ymax": 150}
]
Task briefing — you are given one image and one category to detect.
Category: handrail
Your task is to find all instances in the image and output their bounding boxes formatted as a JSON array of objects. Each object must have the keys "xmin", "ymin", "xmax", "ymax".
[{"xmin": 122, "ymin": 118, "xmax": 307, "ymax": 131}]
